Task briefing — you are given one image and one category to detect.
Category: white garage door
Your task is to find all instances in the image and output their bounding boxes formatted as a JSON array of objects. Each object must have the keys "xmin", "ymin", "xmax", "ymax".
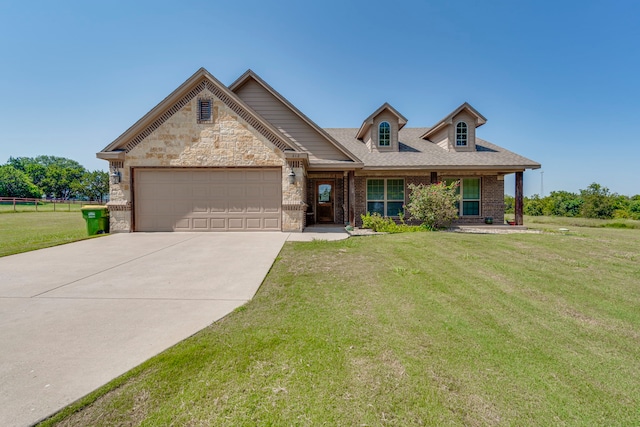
[{"xmin": 134, "ymin": 168, "xmax": 281, "ymax": 231}]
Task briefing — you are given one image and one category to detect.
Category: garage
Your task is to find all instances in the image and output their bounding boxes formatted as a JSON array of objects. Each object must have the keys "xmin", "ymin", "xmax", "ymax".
[{"xmin": 134, "ymin": 168, "xmax": 282, "ymax": 231}]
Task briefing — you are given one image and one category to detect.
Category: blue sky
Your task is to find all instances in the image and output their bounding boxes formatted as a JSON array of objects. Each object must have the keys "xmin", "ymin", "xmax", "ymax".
[{"xmin": 1, "ymin": 0, "xmax": 639, "ymax": 196}]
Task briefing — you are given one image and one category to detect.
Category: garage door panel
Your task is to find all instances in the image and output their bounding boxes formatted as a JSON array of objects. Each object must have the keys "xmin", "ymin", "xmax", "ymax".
[
  {"xmin": 264, "ymin": 218, "xmax": 280, "ymax": 229},
  {"xmin": 192, "ymin": 218, "xmax": 209, "ymax": 229},
  {"xmin": 135, "ymin": 168, "xmax": 281, "ymax": 232},
  {"xmin": 228, "ymin": 218, "xmax": 244, "ymax": 229},
  {"xmin": 246, "ymin": 218, "xmax": 262, "ymax": 229},
  {"xmin": 210, "ymin": 218, "xmax": 226, "ymax": 229}
]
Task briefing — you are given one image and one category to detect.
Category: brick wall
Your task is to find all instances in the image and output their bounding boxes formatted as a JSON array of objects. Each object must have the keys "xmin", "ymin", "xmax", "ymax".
[
  {"xmin": 481, "ymin": 175, "xmax": 505, "ymax": 224},
  {"xmin": 353, "ymin": 173, "xmax": 504, "ymax": 227}
]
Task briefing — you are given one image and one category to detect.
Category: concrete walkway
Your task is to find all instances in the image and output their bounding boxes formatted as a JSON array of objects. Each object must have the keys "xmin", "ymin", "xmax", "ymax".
[
  {"xmin": 0, "ymin": 232, "xmax": 297, "ymax": 427},
  {"xmin": 286, "ymin": 225, "xmax": 350, "ymax": 242}
]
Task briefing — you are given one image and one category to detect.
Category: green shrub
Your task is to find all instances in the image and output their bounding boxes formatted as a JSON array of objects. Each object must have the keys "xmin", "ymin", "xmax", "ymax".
[
  {"xmin": 405, "ymin": 181, "xmax": 460, "ymax": 229},
  {"xmin": 360, "ymin": 212, "xmax": 426, "ymax": 233}
]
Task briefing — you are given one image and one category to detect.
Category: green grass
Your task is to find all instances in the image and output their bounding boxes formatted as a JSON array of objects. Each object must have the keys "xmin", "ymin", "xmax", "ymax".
[
  {"xmin": 40, "ymin": 222, "xmax": 640, "ymax": 426},
  {"xmin": 0, "ymin": 211, "xmax": 93, "ymax": 257},
  {"xmin": 507, "ymin": 214, "xmax": 640, "ymax": 230}
]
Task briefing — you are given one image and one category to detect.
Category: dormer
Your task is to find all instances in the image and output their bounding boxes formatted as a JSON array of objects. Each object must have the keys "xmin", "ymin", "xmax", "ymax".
[
  {"xmin": 356, "ymin": 103, "xmax": 408, "ymax": 152},
  {"xmin": 420, "ymin": 102, "xmax": 487, "ymax": 152}
]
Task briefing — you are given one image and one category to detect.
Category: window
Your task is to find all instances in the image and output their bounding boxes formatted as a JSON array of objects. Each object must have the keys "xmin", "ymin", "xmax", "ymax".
[
  {"xmin": 445, "ymin": 177, "xmax": 481, "ymax": 216},
  {"xmin": 367, "ymin": 178, "xmax": 404, "ymax": 216},
  {"xmin": 462, "ymin": 178, "xmax": 480, "ymax": 215},
  {"xmin": 378, "ymin": 121, "xmax": 390, "ymax": 147},
  {"xmin": 456, "ymin": 121, "xmax": 468, "ymax": 146},
  {"xmin": 198, "ymin": 98, "xmax": 212, "ymax": 123}
]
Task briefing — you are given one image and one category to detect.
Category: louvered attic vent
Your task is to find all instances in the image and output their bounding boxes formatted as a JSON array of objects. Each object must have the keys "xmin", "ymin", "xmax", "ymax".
[{"xmin": 198, "ymin": 98, "xmax": 213, "ymax": 123}]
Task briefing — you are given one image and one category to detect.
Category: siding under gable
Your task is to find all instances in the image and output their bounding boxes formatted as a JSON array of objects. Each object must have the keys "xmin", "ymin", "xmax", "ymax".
[
  {"xmin": 234, "ymin": 79, "xmax": 351, "ymax": 161},
  {"xmin": 428, "ymin": 126, "xmax": 449, "ymax": 150}
]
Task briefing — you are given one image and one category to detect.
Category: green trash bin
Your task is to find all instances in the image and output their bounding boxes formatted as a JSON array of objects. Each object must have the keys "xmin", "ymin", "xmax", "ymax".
[{"xmin": 81, "ymin": 205, "xmax": 109, "ymax": 235}]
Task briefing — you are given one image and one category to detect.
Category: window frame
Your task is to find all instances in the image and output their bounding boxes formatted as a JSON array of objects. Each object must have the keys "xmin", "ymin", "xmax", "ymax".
[
  {"xmin": 366, "ymin": 178, "xmax": 405, "ymax": 217},
  {"xmin": 378, "ymin": 121, "xmax": 391, "ymax": 147},
  {"xmin": 456, "ymin": 121, "xmax": 468, "ymax": 146},
  {"xmin": 198, "ymin": 98, "xmax": 213, "ymax": 123},
  {"xmin": 444, "ymin": 177, "xmax": 481, "ymax": 217}
]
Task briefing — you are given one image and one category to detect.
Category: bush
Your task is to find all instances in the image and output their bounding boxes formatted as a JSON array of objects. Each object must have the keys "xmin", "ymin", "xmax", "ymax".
[
  {"xmin": 360, "ymin": 212, "xmax": 427, "ymax": 233},
  {"xmin": 405, "ymin": 181, "xmax": 460, "ymax": 229}
]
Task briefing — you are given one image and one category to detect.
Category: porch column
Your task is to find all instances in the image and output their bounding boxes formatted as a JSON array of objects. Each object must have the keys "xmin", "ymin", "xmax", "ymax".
[
  {"xmin": 515, "ymin": 171, "xmax": 524, "ymax": 226},
  {"xmin": 349, "ymin": 171, "xmax": 355, "ymax": 226}
]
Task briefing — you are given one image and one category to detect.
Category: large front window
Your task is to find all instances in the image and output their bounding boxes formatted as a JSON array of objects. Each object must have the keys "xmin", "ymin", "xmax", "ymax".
[{"xmin": 367, "ymin": 178, "xmax": 404, "ymax": 216}]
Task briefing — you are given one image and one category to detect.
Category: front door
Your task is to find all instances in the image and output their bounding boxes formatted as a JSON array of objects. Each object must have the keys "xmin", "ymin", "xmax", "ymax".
[{"xmin": 316, "ymin": 181, "xmax": 334, "ymax": 223}]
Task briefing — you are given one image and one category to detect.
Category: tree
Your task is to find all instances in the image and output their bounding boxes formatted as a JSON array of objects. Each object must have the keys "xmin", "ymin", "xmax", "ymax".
[
  {"xmin": 8, "ymin": 156, "xmax": 87, "ymax": 199},
  {"xmin": 0, "ymin": 165, "xmax": 42, "ymax": 198},
  {"xmin": 40, "ymin": 164, "xmax": 85, "ymax": 199},
  {"xmin": 629, "ymin": 197, "xmax": 640, "ymax": 220},
  {"xmin": 74, "ymin": 170, "xmax": 109, "ymax": 202},
  {"xmin": 524, "ymin": 194, "xmax": 544, "ymax": 216},
  {"xmin": 579, "ymin": 182, "xmax": 616, "ymax": 219},
  {"xmin": 405, "ymin": 181, "xmax": 460, "ymax": 229},
  {"xmin": 504, "ymin": 195, "xmax": 515, "ymax": 214},
  {"xmin": 542, "ymin": 191, "xmax": 582, "ymax": 217}
]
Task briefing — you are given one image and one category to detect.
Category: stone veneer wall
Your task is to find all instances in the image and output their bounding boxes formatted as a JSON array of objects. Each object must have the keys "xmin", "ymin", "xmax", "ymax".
[
  {"xmin": 282, "ymin": 162, "xmax": 306, "ymax": 232},
  {"xmin": 353, "ymin": 172, "xmax": 504, "ymax": 227},
  {"xmin": 107, "ymin": 88, "xmax": 305, "ymax": 232}
]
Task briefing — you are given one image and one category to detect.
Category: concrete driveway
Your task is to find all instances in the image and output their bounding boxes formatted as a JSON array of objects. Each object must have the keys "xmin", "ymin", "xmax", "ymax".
[{"xmin": 0, "ymin": 232, "xmax": 294, "ymax": 427}]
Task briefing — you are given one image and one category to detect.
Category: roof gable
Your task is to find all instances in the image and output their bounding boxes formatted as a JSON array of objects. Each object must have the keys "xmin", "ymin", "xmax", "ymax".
[
  {"xmin": 229, "ymin": 70, "xmax": 361, "ymax": 164},
  {"xmin": 420, "ymin": 102, "xmax": 487, "ymax": 140},
  {"xmin": 98, "ymin": 68, "xmax": 299, "ymax": 159},
  {"xmin": 356, "ymin": 102, "xmax": 408, "ymax": 140}
]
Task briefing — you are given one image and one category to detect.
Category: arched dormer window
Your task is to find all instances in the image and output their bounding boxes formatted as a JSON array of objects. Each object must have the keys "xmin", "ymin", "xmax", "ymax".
[
  {"xmin": 379, "ymin": 121, "xmax": 390, "ymax": 147},
  {"xmin": 456, "ymin": 122, "xmax": 468, "ymax": 146}
]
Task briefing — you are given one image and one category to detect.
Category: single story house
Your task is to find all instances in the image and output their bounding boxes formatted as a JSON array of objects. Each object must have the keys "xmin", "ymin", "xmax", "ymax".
[{"xmin": 97, "ymin": 68, "xmax": 540, "ymax": 232}]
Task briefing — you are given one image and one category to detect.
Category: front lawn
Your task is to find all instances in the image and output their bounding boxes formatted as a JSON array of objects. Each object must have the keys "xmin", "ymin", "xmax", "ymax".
[
  {"xmin": 0, "ymin": 211, "xmax": 91, "ymax": 257},
  {"xmin": 41, "ymin": 223, "xmax": 640, "ymax": 426}
]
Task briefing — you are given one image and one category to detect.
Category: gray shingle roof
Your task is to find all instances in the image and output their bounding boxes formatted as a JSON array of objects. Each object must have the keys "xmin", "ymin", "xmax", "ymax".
[{"xmin": 324, "ymin": 128, "xmax": 541, "ymax": 170}]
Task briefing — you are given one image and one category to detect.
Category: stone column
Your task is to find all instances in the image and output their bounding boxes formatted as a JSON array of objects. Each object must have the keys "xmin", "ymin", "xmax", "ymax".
[{"xmin": 515, "ymin": 171, "xmax": 524, "ymax": 226}]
